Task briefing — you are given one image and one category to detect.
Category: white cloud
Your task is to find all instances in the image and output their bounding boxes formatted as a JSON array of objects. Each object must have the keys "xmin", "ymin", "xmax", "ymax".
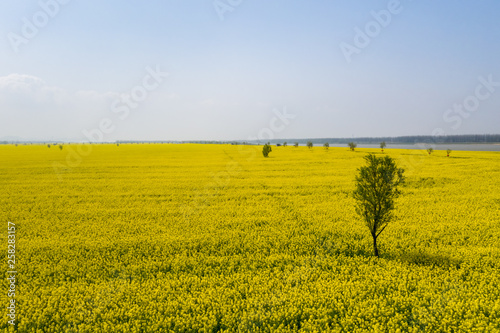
[
  {"xmin": 0, "ymin": 73, "xmax": 120, "ymax": 140},
  {"xmin": 0, "ymin": 74, "xmax": 60, "ymax": 105},
  {"xmin": 0, "ymin": 74, "xmax": 46, "ymax": 90}
]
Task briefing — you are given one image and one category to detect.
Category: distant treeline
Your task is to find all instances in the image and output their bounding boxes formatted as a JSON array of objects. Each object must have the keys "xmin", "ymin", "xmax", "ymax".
[
  {"xmin": 1, "ymin": 134, "xmax": 499, "ymax": 145},
  {"xmin": 118, "ymin": 134, "xmax": 500, "ymax": 145},
  {"xmin": 246, "ymin": 134, "xmax": 500, "ymax": 145}
]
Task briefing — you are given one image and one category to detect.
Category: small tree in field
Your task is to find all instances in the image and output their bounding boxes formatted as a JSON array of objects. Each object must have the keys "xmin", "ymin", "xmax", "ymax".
[
  {"xmin": 446, "ymin": 149, "xmax": 451, "ymax": 157},
  {"xmin": 353, "ymin": 154, "xmax": 405, "ymax": 257},
  {"xmin": 294, "ymin": 142, "xmax": 299, "ymax": 148},
  {"xmin": 380, "ymin": 141, "xmax": 386, "ymax": 152},
  {"xmin": 348, "ymin": 142, "xmax": 357, "ymax": 151},
  {"xmin": 283, "ymin": 142, "xmax": 287, "ymax": 147},
  {"xmin": 59, "ymin": 145, "xmax": 63, "ymax": 150},
  {"xmin": 323, "ymin": 142, "xmax": 329, "ymax": 150},
  {"xmin": 262, "ymin": 144, "xmax": 272, "ymax": 157},
  {"xmin": 427, "ymin": 148, "xmax": 433, "ymax": 155},
  {"xmin": 307, "ymin": 141, "xmax": 313, "ymax": 149}
]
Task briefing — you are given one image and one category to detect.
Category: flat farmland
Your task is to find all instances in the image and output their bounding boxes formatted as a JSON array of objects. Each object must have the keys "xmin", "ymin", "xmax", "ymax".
[{"xmin": 1, "ymin": 144, "xmax": 499, "ymax": 332}]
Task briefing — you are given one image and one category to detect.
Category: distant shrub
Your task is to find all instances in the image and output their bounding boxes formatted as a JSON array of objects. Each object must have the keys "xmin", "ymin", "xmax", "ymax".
[{"xmin": 262, "ymin": 144, "xmax": 272, "ymax": 157}]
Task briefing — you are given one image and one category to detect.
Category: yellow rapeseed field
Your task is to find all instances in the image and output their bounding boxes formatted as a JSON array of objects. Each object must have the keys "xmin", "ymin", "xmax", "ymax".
[{"xmin": 1, "ymin": 143, "xmax": 499, "ymax": 332}]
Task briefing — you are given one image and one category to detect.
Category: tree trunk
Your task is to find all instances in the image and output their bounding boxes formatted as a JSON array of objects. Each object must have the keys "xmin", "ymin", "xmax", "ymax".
[{"xmin": 373, "ymin": 235, "xmax": 379, "ymax": 257}]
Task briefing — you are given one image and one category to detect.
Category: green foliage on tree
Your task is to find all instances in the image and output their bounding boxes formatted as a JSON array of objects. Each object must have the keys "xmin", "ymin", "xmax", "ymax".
[
  {"xmin": 353, "ymin": 154, "xmax": 405, "ymax": 257},
  {"xmin": 294, "ymin": 142, "xmax": 299, "ymax": 148},
  {"xmin": 307, "ymin": 141, "xmax": 313, "ymax": 149},
  {"xmin": 59, "ymin": 145, "xmax": 63, "ymax": 150},
  {"xmin": 427, "ymin": 148, "xmax": 433, "ymax": 155},
  {"xmin": 323, "ymin": 142, "xmax": 329, "ymax": 149},
  {"xmin": 446, "ymin": 149, "xmax": 452, "ymax": 157},
  {"xmin": 348, "ymin": 142, "xmax": 357, "ymax": 151},
  {"xmin": 262, "ymin": 144, "xmax": 272, "ymax": 157},
  {"xmin": 380, "ymin": 141, "xmax": 386, "ymax": 152},
  {"xmin": 283, "ymin": 142, "xmax": 288, "ymax": 147}
]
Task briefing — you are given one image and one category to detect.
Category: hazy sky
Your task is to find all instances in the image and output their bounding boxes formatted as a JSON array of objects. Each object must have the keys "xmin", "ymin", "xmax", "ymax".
[{"xmin": 1, "ymin": 1, "xmax": 499, "ymax": 141}]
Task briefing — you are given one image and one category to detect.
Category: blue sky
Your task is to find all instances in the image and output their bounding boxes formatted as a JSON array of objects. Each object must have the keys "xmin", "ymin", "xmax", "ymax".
[{"xmin": 1, "ymin": 0, "xmax": 499, "ymax": 141}]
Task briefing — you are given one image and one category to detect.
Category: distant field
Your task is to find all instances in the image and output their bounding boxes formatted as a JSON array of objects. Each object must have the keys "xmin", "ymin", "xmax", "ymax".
[{"xmin": 1, "ymin": 144, "xmax": 499, "ymax": 332}]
